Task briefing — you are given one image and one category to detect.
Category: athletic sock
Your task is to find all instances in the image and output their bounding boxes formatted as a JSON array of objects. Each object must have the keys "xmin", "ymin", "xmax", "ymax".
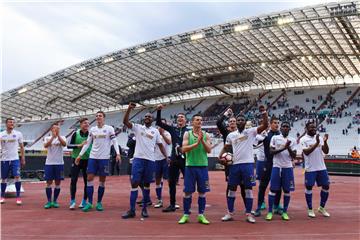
[
  {"xmin": 15, "ymin": 181, "xmax": 21, "ymax": 198},
  {"xmin": 227, "ymin": 190, "xmax": 236, "ymax": 213},
  {"xmin": 87, "ymin": 181, "xmax": 94, "ymax": 204},
  {"xmin": 142, "ymin": 187, "xmax": 150, "ymax": 210},
  {"xmin": 130, "ymin": 188, "xmax": 138, "ymax": 211},
  {"xmin": 1, "ymin": 182, "xmax": 7, "ymax": 198},
  {"xmin": 183, "ymin": 195, "xmax": 192, "ymax": 215},
  {"xmin": 46, "ymin": 187, "xmax": 52, "ymax": 202},
  {"xmin": 283, "ymin": 193, "xmax": 290, "ymax": 212},
  {"xmin": 98, "ymin": 182, "xmax": 105, "ymax": 203},
  {"xmin": 155, "ymin": 184, "xmax": 162, "ymax": 200},
  {"xmin": 320, "ymin": 189, "xmax": 329, "ymax": 208},
  {"xmin": 198, "ymin": 195, "xmax": 206, "ymax": 214},
  {"xmin": 54, "ymin": 186, "xmax": 61, "ymax": 202},
  {"xmin": 268, "ymin": 191, "xmax": 276, "ymax": 213},
  {"xmin": 245, "ymin": 189, "xmax": 253, "ymax": 214},
  {"xmin": 305, "ymin": 189, "xmax": 313, "ymax": 209}
]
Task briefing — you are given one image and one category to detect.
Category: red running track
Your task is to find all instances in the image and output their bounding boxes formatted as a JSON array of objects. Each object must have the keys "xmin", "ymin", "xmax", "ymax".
[{"xmin": 1, "ymin": 168, "xmax": 359, "ymax": 240}]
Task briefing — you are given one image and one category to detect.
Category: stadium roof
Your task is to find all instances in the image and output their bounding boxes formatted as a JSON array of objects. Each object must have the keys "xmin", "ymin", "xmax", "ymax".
[{"xmin": 1, "ymin": 1, "xmax": 360, "ymax": 121}]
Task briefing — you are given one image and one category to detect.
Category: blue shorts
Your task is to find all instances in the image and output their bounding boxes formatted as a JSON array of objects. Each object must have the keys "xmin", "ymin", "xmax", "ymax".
[
  {"xmin": 87, "ymin": 159, "xmax": 110, "ymax": 176},
  {"xmin": 256, "ymin": 160, "xmax": 265, "ymax": 180},
  {"xmin": 131, "ymin": 158, "xmax": 155, "ymax": 184},
  {"xmin": 1, "ymin": 160, "xmax": 20, "ymax": 179},
  {"xmin": 44, "ymin": 164, "xmax": 64, "ymax": 181},
  {"xmin": 270, "ymin": 167, "xmax": 295, "ymax": 192},
  {"xmin": 305, "ymin": 170, "xmax": 330, "ymax": 187},
  {"xmin": 228, "ymin": 163, "xmax": 256, "ymax": 188},
  {"xmin": 183, "ymin": 166, "xmax": 210, "ymax": 193},
  {"xmin": 155, "ymin": 159, "xmax": 168, "ymax": 180}
]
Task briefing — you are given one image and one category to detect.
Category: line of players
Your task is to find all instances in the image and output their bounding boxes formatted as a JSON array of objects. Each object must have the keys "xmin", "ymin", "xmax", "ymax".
[{"xmin": 0, "ymin": 102, "xmax": 331, "ymax": 224}]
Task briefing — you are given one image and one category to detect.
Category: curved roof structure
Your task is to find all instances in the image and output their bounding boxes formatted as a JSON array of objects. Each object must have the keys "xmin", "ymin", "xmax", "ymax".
[{"xmin": 1, "ymin": 1, "xmax": 360, "ymax": 121}]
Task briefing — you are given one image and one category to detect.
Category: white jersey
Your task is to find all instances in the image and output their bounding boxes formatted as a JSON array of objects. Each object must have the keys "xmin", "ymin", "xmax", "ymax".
[
  {"xmin": 154, "ymin": 131, "xmax": 171, "ymax": 161},
  {"xmin": 254, "ymin": 132, "xmax": 266, "ymax": 161},
  {"xmin": 226, "ymin": 127, "xmax": 258, "ymax": 164},
  {"xmin": 44, "ymin": 135, "xmax": 66, "ymax": 165},
  {"xmin": 300, "ymin": 134, "xmax": 327, "ymax": 172},
  {"xmin": 0, "ymin": 130, "xmax": 23, "ymax": 161},
  {"xmin": 79, "ymin": 125, "xmax": 119, "ymax": 160},
  {"xmin": 131, "ymin": 123, "xmax": 162, "ymax": 161},
  {"xmin": 271, "ymin": 135, "xmax": 296, "ymax": 168}
]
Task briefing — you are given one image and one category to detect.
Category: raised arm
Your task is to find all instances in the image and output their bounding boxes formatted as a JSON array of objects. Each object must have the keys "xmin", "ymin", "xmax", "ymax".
[
  {"xmin": 257, "ymin": 105, "xmax": 269, "ymax": 134},
  {"xmin": 302, "ymin": 134, "xmax": 320, "ymax": 156},
  {"xmin": 58, "ymin": 136, "xmax": 67, "ymax": 147},
  {"xmin": 216, "ymin": 114, "xmax": 228, "ymax": 137},
  {"xmin": 201, "ymin": 132, "xmax": 212, "ymax": 154},
  {"xmin": 156, "ymin": 104, "xmax": 172, "ymax": 132},
  {"xmin": 123, "ymin": 102, "xmax": 136, "ymax": 129},
  {"xmin": 322, "ymin": 134, "xmax": 329, "ymax": 154},
  {"xmin": 44, "ymin": 136, "xmax": 55, "ymax": 148},
  {"xmin": 182, "ymin": 131, "xmax": 201, "ymax": 153}
]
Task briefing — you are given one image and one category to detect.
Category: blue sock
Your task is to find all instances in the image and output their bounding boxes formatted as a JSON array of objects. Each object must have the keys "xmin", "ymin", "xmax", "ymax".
[
  {"xmin": 15, "ymin": 181, "xmax": 21, "ymax": 198},
  {"xmin": 198, "ymin": 195, "xmax": 206, "ymax": 214},
  {"xmin": 54, "ymin": 187, "xmax": 61, "ymax": 202},
  {"xmin": 305, "ymin": 189, "xmax": 313, "ymax": 209},
  {"xmin": 268, "ymin": 192, "xmax": 275, "ymax": 213},
  {"xmin": 87, "ymin": 184, "xmax": 94, "ymax": 204},
  {"xmin": 46, "ymin": 187, "xmax": 52, "ymax": 202},
  {"xmin": 320, "ymin": 189, "xmax": 329, "ymax": 208},
  {"xmin": 227, "ymin": 190, "xmax": 236, "ymax": 213},
  {"xmin": 183, "ymin": 195, "xmax": 192, "ymax": 215},
  {"xmin": 98, "ymin": 186, "xmax": 105, "ymax": 203},
  {"xmin": 142, "ymin": 187, "xmax": 150, "ymax": 210},
  {"xmin": 130, "ymin": 189, "xmax": 138, "ymax": 211},
  {"xmin": 1, "ymin": 182, "xmax": 7, "ymax": 198},
  {"xmin": 283, "ymin": 193, "xmax": 290, "ymax": 213},
  {"xmin": 155, "ymin": 185, "xmax": 162, "ymax": 200},
  {"xmin": 245, "ymin": 189, "xmax": 253, "ymax": 213}
]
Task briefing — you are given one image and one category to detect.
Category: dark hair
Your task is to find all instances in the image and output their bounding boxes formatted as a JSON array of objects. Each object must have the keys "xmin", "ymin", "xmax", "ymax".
[
  {"xmin": 79, "ymin": 117, "xmax": 88, "ymax": 124},
  {"xmin": 236, "ymin": 114, "xmax": 246, "ymax": 120},
  {"xmin": 96, "ymin": 111, "xmax": 106, "ymax": 118},
  {"xmin": 5, "ymin": 118, "xmax": 14, "ymax": 123},
  {"xmin": 270, "ymin": 116, "xmax": 279, "ymax": 123},
  {"xmin": 52, "ymin": 122, "xmax": 59, "ymax": 127},
  {"xmin": 191, "ymin": 113, "xmax": 202, "ymax": 121},
  {"xmin": 177, "ymin": 112, "xmax": 186, "ymax": 117},
  {"xmin": 281, "ymin": 121, "xmax": 291, "ymax": 126},
  {"xmin": 306, "ymin": 121, "xmax": 315, "ymax": 129}
]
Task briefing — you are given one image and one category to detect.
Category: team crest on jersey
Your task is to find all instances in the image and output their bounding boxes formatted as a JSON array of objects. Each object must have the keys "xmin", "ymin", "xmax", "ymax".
[
  {"xmin": 103, "ymin": 130, "xmax": 107, "ymax": 133},
  {"xmin": 13, "ymin": 135, "xmax": 16, "ymax": 138},
  {"xmin": 151, "ymin": 131, "xmax": 155, "ymax": 134}
]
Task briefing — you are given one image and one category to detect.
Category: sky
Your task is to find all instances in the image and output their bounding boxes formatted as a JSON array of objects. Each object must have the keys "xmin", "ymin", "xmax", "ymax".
[{"xmin": 1, "ymin": 0, "xmax": 330, "ymax": 93}]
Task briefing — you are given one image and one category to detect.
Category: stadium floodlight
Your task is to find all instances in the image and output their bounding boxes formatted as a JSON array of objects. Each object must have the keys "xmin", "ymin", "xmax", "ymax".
[
  {"xmin": 261, "ymin": 63, "xmax": 266, "ymax": 67},
  {"xmin": 277, "ymin": 16, "xmax": 294, "ymax": 25},
  {"xmin": 307, "ymin": 56, "xmax": 313, "ymax": 61},
  {"xmin": 228, "ymin": 66, "xmax": 233, "ymax": 71},
  {"xmin": 136, "ymin": 47, "xmax": 146, "ymax": 54},
  {"xmin": 301, "ymin": 56, "xmax": 306, "ymax": 61},
  {"xmin": 190, "ymin": 33, "xmax": 204, "ymax": 41},
  {"xmin": 18, "ymin": 87, "xmax": 27, "ymax": 94},
  {"xmin": 103, "ymin": 57, "xmax": 114, "ymax": 63},
  {"xmin": 234, "ymin": 24, "xmax": 250, "ymax": 32},
  {"xmin": 191, "ymin": 72, "xmax": 196, "ymax": 77}
]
